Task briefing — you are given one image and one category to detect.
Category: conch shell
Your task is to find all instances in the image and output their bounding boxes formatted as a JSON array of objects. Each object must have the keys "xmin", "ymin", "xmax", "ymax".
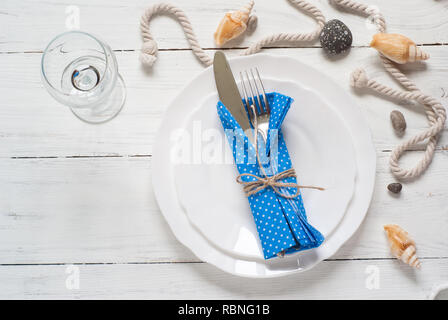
[
  {"xmin": 370, "ymin": 33, "xmax": 430, "ymax": 64},
  {"xmin": 214, "ymin": 0, "xmax": 254, "ymax": 46},
  {"xmin": 384, "ymin": 224, "xmax": 421, "ymax": 269}
]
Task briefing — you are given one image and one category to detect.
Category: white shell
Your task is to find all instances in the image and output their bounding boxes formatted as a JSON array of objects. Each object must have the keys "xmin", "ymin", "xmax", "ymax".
[
  {"xmin": 370, "ymin": 33, "xmax": 430, "ymax": 64},
  {"xmin": 214, "ymin": 0, "xmax": 254, "ymax": 46},
  {"xmin": 384, "ymin": 224, "xmax": 421, "ymax": 269}
]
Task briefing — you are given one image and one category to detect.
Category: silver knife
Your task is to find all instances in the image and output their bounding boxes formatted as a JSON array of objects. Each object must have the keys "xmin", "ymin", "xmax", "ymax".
[{"xmin": 213, "ymin": 51, "xmax": 253, "ymax": 138}]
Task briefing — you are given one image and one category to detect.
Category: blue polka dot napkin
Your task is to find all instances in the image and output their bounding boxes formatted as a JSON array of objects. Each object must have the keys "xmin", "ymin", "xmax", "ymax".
[{"xmin": 217, "ymin": 92, "xmax": 324, "ymax": 259}]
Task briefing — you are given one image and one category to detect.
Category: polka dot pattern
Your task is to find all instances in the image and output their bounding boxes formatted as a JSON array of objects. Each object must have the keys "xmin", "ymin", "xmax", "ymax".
[{"xmin": 217, "ymin": 92, "xmax": 325, "ymax": 259}]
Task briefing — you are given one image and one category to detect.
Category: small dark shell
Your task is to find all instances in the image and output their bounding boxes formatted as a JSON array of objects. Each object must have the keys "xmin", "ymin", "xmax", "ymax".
[
  {"xmin": 390, "ymin": 110, "xmax": 406, "ymax": 133},
  {"xmin": 247, "ymin": 15, "xmax": 258, "ymax": 33},
  {"xmin": 320, "ymin": 19, "xmax": 353, "ymax": 55},
  {"xmin": 388, "ymin": 183, "xmax": 402, "ymax": 194}
]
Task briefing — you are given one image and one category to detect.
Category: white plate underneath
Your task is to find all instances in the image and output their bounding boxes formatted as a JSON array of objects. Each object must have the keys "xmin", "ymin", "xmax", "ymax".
[
  {"xmin": 174, "ymin": 78, "xmax": 357, "ymax": 260},
  {"xmin": 152, "ymin": 53, "xmax": 376, "ymax": 278}
]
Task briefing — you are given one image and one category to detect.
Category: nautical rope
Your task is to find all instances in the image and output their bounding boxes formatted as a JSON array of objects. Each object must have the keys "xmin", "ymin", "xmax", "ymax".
[
  {"xmin": 140, "ymin": 0, "xmax": 446, "ymax": 179},
  {"xmin": 139, "ymin": 0, "xmax": 325, "ymax": 67},
  {"xmin": 333, "ymin": 0, "xmax": 446, "ymax": 179},
  {"xmin": 242, "ymin": 0, "xmax": 325, "ymax": 56},
  {"xmin": 140, "ymin": 3, "xmax": 213, "ymax": 66}
]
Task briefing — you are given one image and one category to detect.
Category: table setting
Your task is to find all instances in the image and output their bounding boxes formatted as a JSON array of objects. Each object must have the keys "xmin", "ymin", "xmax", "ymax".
[
  {"xmin": 1, "ymin": 0, "xmax": 448, "ymax": 299},
  {"xmin": 155, "ymin": 52, "xmax": 376, "ymax": 277},
  {"xmin": 148, "ymin": 0, "xmax": 441, "ymax": 278}
]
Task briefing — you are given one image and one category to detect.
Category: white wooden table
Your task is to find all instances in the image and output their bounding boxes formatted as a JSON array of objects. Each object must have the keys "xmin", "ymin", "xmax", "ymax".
[{"xmin": 1, "ymin": 0, "xmax": 447, "ymax": 299}]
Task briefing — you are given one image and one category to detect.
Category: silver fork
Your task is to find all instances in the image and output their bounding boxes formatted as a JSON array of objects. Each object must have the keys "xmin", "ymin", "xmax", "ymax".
[{"xmin": 240, "ymin": 68, "xmax": 270, "ymax": 144}]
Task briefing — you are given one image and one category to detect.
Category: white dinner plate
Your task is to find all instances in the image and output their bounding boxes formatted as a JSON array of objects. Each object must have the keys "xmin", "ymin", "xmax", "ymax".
[
  {"xmin": 174, "ymin": 78, "xmax": 357, "ymax": 260},
  {"xmin": 152, "ymin": 53, "xmax": 376, "ymax": 277}
]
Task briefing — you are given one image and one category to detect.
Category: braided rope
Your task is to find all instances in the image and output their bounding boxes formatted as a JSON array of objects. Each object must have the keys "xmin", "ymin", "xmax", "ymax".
[
  {"xmin": 243, "ymin": 0, "xmax": 325, "ymax": 55},
  {"xmin": 334, "ymin": 0, "xmax": 446, "ymax": 179},
  {"xmin": 140, "ymin": 3, "xmax": 213, "ymax": 66},
  {"xmin": 140, "ymin": 0, "xmax": 446, "ymax": 179},
  {"xmin": 139, "ymin": 0, "xmax": 325, "ymax": 67}
]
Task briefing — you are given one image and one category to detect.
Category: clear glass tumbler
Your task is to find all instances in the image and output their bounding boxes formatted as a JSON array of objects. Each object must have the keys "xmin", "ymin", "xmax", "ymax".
[{"xmin": 41, "ymin": 31, "xmax": 126, "ymax": 123}]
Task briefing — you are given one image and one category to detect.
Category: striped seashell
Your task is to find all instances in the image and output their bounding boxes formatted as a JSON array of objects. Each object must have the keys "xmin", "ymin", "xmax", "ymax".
[
  {"xmin": 384, "ymin": 224, "xmax": 421, "ymax": 269},
  {"xmin": 214, "ymin": 0, "xmax": 254, "ymax": 46},
  {"xmin": 370, "ymin": 33, "xmax": 430, "ymax": 64}
]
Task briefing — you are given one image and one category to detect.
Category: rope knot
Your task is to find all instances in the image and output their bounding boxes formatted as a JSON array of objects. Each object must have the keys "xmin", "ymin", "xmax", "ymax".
[
  {"xmin": 236, "ymin": 168, "xmax": 324, "ymax": 199},
  {"xmin": 350, "ymin": 68, "xmax": 369, "ymax": 88},
  {"xmin": 140, "ymin": 40, "xmax": 158, "ymax": 67}
]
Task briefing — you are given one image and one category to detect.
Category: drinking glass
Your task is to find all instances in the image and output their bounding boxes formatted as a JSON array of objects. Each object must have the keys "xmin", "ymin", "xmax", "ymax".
[{"xmin": 41, "ymin": 31, "xmax": 126, "ymax": 123}]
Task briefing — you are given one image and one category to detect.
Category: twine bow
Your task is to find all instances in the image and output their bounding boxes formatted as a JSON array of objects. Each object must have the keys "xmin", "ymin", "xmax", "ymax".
[
  {"xmin": 237, "ymin": 168, "xmax": 324, "ymax": 199},
  {"xmin": 236, "ymin": 104, "xmax": 324, "ymax": 199}
]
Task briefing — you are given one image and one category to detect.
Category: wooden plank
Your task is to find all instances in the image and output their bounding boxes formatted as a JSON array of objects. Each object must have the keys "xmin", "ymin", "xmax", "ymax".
[
  {"xmin": 0, "ymin": 46, "xmax": 447, "ymax": 158},
  {"xmin": 1, "ymin": 150, "xmax": 447, "ymax": 264},
  {"xmin": 1, "ymin": 0, "xmax": 447, "ymax": 300},
  {"xmin": 1, "ymin": 0, "xmax": 448, "ymax": 52},
  {"xmin": 336, "ymin": 149, "xmax": 448, "ymax": 259},
  {"xmin": 1, "ymin": 259, "xmax": 447, "ymax": 299},
  {"xmin": 0, "ymin": 156, "xmax": 198, "ymax": 264}
]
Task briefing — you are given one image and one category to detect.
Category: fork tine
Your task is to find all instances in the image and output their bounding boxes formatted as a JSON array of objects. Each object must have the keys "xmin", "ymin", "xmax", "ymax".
[
  {"xmin": 255, "ymin": 68, "xmax": 270, "ymax": 114},
  {"xmin": 240, "ymin": 72, "xmax": 255, "ymax": 125},
  {"xmin": 240, "ymin": 72, "xmax": 249, "ymax": 109},
  {"xmin": 245, "ymin": 70, "xmax": 260, "ymax": 114},
  {"xmin": 250, "ymin": 69, "xmax": 264, "ymax": 114}
]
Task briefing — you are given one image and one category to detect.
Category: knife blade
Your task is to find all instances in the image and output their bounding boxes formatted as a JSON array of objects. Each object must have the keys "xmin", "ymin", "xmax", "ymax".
[{"xmin": 213, "ymin": 51, "xmax": 252, "ymax": 135}]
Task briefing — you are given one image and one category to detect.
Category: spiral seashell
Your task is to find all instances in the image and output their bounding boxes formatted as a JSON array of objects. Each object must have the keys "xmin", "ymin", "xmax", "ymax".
[
  {"xmin": 370, "ymin": 33, "xmax": 430, "ymax": 64},
  {"xmin": 214, "ymin": 0, "xmax": 255, "ymax": 46},
  {"xmin": 384, "ymin": 224, "xmax": 421, "ymax": 269}
]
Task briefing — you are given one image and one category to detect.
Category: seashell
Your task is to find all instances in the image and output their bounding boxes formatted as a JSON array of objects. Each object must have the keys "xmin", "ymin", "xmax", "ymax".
[
  {"xmin": 390, "ymin": 110, "xmax": 406, "ymax": 134},
  {"xmin": 384, "ymin": 224, "xmax": 421, "ymax": 268},
  {"xmin": 214, "ymin": 0, "xmax": 254, "ymax": 46},
  {"xmin": 387, "ymin": 182, "xmax": 402, "ymax": 194},
  {"xmin": 370, "ymin": 33, "xmax": 430, "ymax": 64}
]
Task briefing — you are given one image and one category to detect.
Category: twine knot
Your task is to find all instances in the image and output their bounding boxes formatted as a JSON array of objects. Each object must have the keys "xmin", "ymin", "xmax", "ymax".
[
  {"xmin": 140, "ymin": 40, "xmax": 158, "ymax": 67},
  {"xmin": 237, "ymin": 168, "xmax": 324, "ymax": 199},
  {"xmin": 350, "ymin": 68, "xmax": 369, "ymax": 88}
]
